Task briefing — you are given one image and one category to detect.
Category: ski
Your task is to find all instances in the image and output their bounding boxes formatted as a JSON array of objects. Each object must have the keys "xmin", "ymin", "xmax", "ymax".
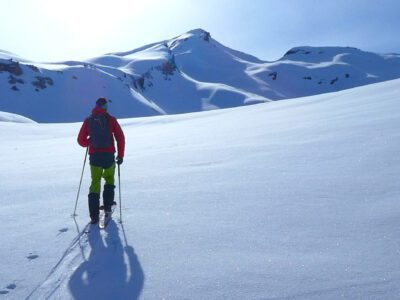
[{"xmin": 99, "ymin": 202, "xmax": 116, "ymax": 229}]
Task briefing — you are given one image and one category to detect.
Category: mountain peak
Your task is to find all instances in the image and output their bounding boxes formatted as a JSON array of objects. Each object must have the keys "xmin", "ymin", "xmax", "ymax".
[
  {"xmin": 186, "ymin": 28, "xmax": 209, "ymax": 36},
  {"xmin": 171, "ymin": 28, "xmax": 211, "ymax": 43}
]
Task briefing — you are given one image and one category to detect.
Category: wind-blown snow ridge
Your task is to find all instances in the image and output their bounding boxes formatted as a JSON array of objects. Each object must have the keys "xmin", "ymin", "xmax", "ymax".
[
  {"xmin": 0, "ymin": 111, "xmax": 35, "ymax": 123},
  {"xmin": 0, "ymin": 29, "xmax": 399, "ymax": 122}
]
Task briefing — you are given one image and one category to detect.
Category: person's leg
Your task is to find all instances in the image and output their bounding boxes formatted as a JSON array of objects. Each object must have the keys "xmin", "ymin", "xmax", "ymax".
[
  {"xmin": 102, "ymin": 163, "xmax": 116, "ymax": 212},
  {"xmin": 90, "ymin": 165, "xmax": 103, "ymax": 194},
  {"xmin": 88, "ymin": 165, "xmax": 103, "ymax": 221},
  {"xmin": 88, "ymin": 193, "xmax": 100, "ymax": 223}
]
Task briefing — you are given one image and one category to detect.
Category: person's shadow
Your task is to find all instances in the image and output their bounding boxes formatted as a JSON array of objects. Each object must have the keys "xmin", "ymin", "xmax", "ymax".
[{"xmin": 69, "ymin": 220, "xmax": 144, "ymax": 300}]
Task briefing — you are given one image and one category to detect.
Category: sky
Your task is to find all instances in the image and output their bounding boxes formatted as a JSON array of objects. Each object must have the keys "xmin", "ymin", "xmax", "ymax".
[{"xmin": 1, "ymin": 0, "xmax": 399, "ymax": 62}]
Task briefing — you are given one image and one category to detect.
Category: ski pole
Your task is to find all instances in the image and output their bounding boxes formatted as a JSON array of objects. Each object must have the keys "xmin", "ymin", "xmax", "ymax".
[
  {"xmin": 73, "ymin": 147, "xmax": 88, "ymax": 216},
  {"xmin": 118, "ymin": 163, "xmax": 122, "ymax": 223}
]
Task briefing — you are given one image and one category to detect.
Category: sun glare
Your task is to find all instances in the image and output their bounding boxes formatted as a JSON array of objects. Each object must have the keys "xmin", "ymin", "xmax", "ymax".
[
  {"xmin": 37, "ymin": 0, "xmax": 151, "ymax": 53},
  {"xmin": 4, "ymin": 0, "xmax": 190, "ymax": 61}
]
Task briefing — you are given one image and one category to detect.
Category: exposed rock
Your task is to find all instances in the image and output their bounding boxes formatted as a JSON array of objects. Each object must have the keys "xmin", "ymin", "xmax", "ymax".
[
  {"xmin": 32, "ymin": 76, "xmax": 54, "ymax": 90},
  {"xmin": 330, "ymin": 77, "xmax": 339, "ymax": 85},
  {"xmin": 8, "ymin": 75, "xmax": 24, "ymax": 85},
  {"xmin": 268, "ymin": 72, "xmax": 277, "ymax": 80},
  {"xmin": 27, "ymin": 64, "xmax": 40, "ymax": 72},
  {"xmin": 0, "ymin": 61, "xmax": 23, "ymax": 76},
  {"xmin": 131, "ymin": 71, "xmax": 154, "ymax": 91},
  {"xmin": 202, "ymin": 31, "xmax": 211, "ymax": 42},
  {"xmin": 136, "ymin": 76, "xmax": 145, "ymax": 91},
  {"xmin": 158, "ymin": 60, "xmax": 176, "ymax": 77},
  {"xmin": 284, "ymin": 48, "xmax": 311, "ymax": 56}
]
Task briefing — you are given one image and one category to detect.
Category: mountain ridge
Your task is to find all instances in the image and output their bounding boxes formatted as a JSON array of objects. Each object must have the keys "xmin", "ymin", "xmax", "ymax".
[{"xmin": 1, "ymin": 28, "xmax": 399, "ymax": 122}]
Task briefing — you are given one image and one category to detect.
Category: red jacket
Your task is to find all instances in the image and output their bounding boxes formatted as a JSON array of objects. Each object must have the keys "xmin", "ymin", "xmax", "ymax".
[{"xmin": 77, "ymin": 106, "xmax": 125, "ymax": 158}]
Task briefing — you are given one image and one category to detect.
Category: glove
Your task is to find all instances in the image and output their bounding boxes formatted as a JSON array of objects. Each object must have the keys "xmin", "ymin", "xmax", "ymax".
[{"xmin": 116, "ymin": 156, "xmax": 123, "ymax": 165}]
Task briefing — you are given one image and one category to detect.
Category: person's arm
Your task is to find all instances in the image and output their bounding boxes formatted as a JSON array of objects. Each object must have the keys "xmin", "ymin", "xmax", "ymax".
[
  {"xmin": 112, "ymin": 118, "xmax": 125, "ymax": 159},
  {"xmin": 77, "ymin": 119, "xmax": 90, "ymax": 147}
]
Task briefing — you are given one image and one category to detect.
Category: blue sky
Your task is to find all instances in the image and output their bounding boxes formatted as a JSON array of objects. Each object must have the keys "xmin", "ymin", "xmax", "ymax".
[{"xmin": 1, "ymin": 0, "xmax": 399, "ymax": 62}]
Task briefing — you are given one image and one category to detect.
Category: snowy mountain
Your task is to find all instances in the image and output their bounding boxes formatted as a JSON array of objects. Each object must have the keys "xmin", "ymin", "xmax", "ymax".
[
  {"xmin": 1, "ymin": 29, "xmax": 400, "ymax": 122},
  {"xmin": 1, "ymin": 79, "xmax": 399, "ymax": 299}
]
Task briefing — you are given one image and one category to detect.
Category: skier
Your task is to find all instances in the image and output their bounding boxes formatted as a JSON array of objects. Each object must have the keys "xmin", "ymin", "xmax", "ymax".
[{"xmin": 77, "ymin": 98, "xmax": 125, "ymax": 224}]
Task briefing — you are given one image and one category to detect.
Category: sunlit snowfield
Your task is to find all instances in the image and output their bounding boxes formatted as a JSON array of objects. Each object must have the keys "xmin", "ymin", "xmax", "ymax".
[{"xmin": 1, "ymin": 79, "xmax": 400, "ymax": 299}]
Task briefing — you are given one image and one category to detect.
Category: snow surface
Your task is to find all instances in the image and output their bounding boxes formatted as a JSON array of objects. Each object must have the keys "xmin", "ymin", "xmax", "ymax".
[
  {"xmin": 0, "ymin": 111, "xmax": 35, "ymax": 123},
  {"xmin": 1, "ymin": 79, "xmax": 400, "ymax": 299},
  {"xmin": 1, "ymin": 29, "xmax": 399, "ymax": 123}
]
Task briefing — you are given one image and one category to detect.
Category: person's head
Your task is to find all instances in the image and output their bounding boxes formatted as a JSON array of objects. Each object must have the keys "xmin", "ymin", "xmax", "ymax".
[{"xmin": 96, "ymin": 97, "xmax": 108, "ymax": 110}]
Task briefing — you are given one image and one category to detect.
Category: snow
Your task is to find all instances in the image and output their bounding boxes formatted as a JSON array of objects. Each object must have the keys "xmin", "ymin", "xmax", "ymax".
[
  {"xmin": 1, "ymin": 29, "xmax": 400, "ymax": 123},
  {"xmin": 0, "ymin": 50, "xmax": 31, "ymax": 62},
  {"xmin": 1, "ymin": 78, "xmax": 400, "ymax": 299},
  {"xmin": 0, "ymin": 111, "xmax": 35, "ymax": 123}
]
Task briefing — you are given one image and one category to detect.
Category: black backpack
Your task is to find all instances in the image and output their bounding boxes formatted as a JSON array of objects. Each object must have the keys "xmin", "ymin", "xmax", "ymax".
[{"xmin": 88, "ymin": 114, "xmax": 112, "ymax": 148}]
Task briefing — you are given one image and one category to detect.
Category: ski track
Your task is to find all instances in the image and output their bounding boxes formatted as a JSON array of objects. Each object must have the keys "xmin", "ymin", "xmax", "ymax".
[
  {"xmin": 25, "ymin": 219, "xmax": 143, "ymax": 300},
  {"xmin": 26, "ymin": 221, "xmax": 91, "ymax": 299}
]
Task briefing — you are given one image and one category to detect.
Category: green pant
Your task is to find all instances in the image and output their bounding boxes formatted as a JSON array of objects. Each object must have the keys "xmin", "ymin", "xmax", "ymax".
[{"xmin": 89, "ymin": 163, "xmax": 116, "ymax": 194}]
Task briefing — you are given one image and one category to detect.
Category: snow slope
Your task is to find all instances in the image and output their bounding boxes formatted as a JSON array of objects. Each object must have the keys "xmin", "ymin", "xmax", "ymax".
[
  {"xmin": 0, "ymin": 111, "xmax": 35, "ymax": 123},
  {"xmin": 1, "ymin": 29, "xmax": 399, "ymax": 122},
  {"xmin": 1, "ymin": 79, "xmax": 400, "ymax": 299}
]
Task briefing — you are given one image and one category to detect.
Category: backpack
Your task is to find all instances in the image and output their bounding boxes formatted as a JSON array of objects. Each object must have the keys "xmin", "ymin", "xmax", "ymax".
[{"xmin": 88, "ymin": 114, "xmax": 112, "ymax": 148}]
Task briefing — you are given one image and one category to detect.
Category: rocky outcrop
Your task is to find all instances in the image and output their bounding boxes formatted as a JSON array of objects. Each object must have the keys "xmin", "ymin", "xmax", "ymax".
[
  {"xmin": 0, "ymin": 60, "xmax": 23, "ymax": 76},
  {"xmin": 32, "ymin": 76, "xmax": 54, "ymax": 90}
]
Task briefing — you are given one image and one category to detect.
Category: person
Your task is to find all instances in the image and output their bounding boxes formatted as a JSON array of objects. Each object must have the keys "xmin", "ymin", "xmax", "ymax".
[{"xmin": 77, "ymin": 97, "xmax": 125, "ymax": 224}]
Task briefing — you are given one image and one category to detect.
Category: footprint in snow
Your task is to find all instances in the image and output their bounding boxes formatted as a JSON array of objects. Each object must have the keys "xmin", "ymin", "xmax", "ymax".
[
  {"xmin": 27, "ymin": 254, "xmax": 39, "ymax": 260},
  {"xmin": 0, "ymin": 284, "xmax": 17, "ymax": 295}
]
